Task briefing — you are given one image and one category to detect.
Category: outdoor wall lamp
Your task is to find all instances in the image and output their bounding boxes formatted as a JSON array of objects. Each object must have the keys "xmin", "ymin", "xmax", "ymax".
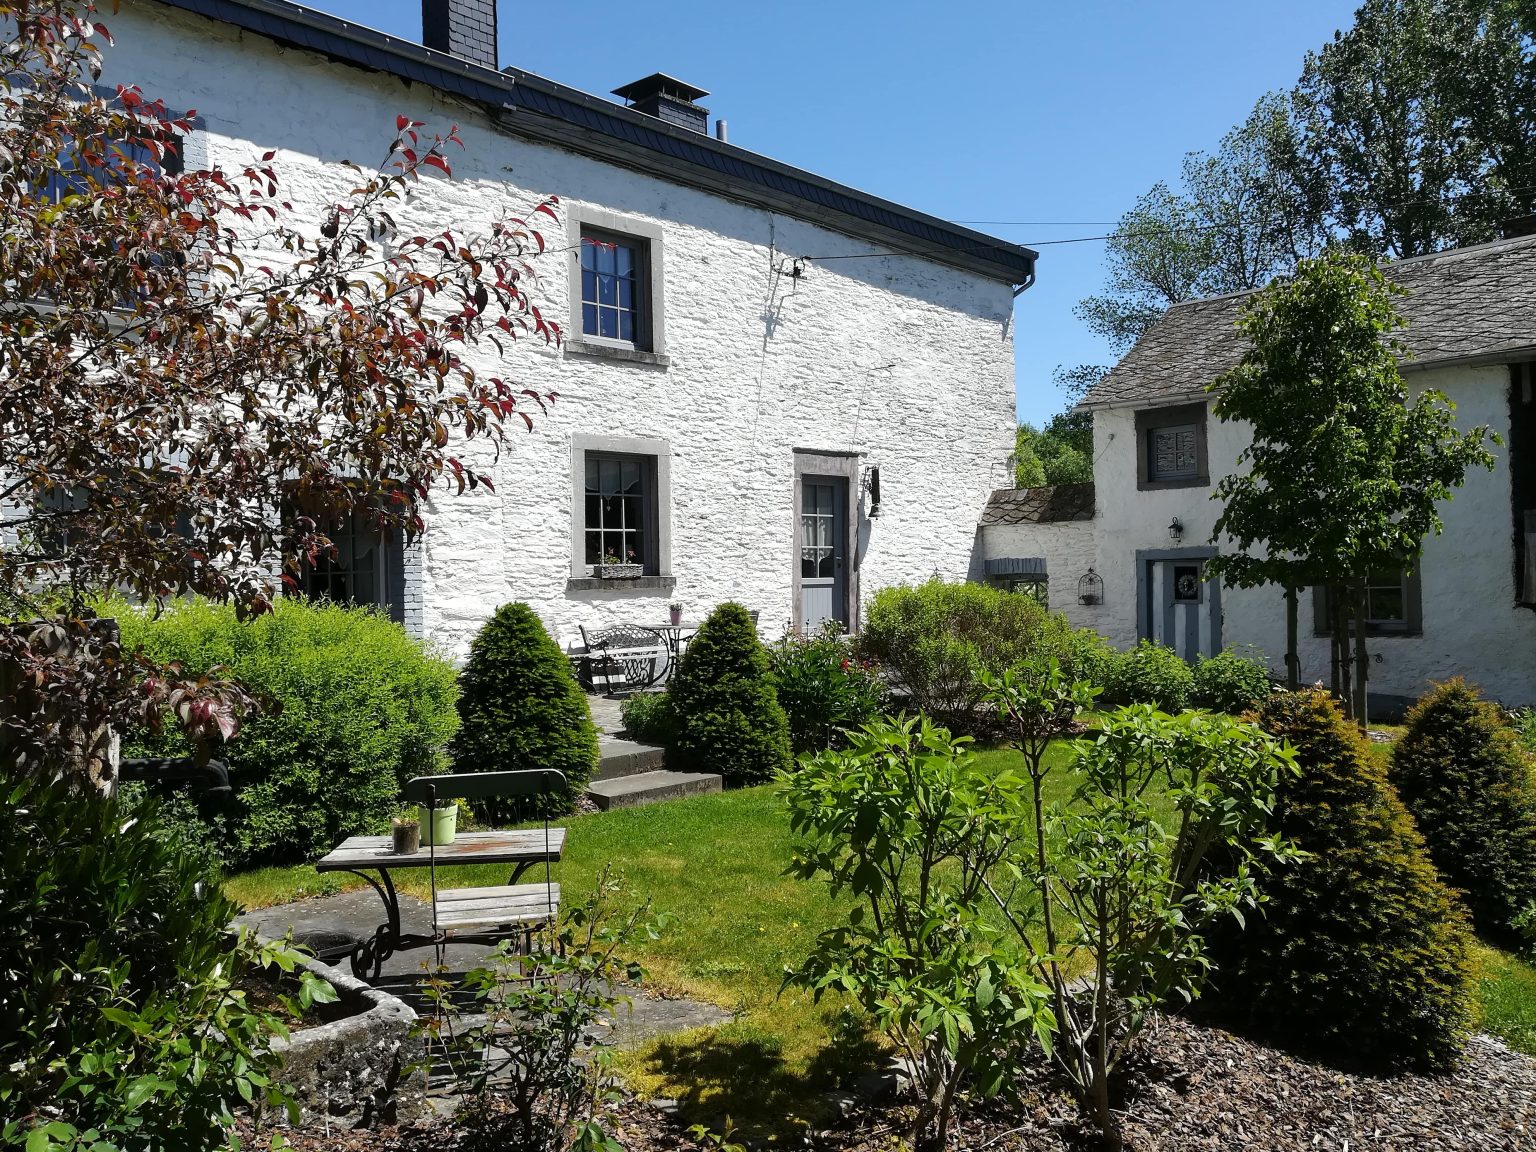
[
  {"xmin": 863, "ymin": 465, "xmax": 882, "ymax": 519},
  {"xmin": 1168, "ymin": 517, "xmax": 1184, "ymax": 541}
]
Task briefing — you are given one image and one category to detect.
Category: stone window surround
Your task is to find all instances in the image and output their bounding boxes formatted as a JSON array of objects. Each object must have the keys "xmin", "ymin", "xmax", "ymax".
[
  {"xmin": 1135, "ymin": 401, "xmax": 1209, "ymax": 491},
  {"xmin": 1311, "ymin": 567, "xmax": 1424, "ymax": 638},
  {"xmin": 563, "ymin": 205, "xmax": 669, "ymax": 367},
  {"xmin": 567, "ymin": 433, "xmax": 674, "ymax": 593}
]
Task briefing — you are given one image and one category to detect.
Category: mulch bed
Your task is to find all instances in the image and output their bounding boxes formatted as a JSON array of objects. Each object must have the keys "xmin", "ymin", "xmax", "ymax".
[{"xmin": 245, "ymin": 1013, "xmax": 1536, "ymax": 1151}]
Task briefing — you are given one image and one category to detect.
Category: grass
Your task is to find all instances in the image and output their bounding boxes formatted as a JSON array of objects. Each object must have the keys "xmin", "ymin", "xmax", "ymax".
[{"xmin": 225, "ymin": 737, "xmax": 1536, "ymax": 1135}]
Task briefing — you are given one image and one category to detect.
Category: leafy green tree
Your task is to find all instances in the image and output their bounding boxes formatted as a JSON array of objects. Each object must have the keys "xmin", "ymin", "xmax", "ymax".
[
  {"xmin": 1013, "ymin": 411, "xmax": 1094, "ymax": 488},
  {"xmin": 451, "ymin": 602, "xmax": 599, "ymax": 820},
  {"xmin": 1207, "ymin": 250, "xmax": 1494, "ymax": 720}
]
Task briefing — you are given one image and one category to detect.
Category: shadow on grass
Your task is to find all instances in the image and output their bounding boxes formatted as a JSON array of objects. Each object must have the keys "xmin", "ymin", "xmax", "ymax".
[{"xmin": 639, "ymin": 1014, "xmax": 888, "ymax": 1138}]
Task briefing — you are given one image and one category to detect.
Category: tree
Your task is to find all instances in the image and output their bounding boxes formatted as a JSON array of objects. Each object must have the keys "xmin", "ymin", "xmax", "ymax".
[
  {"xmin": 1294, "ymin": 0, "xmax": 1536, "ymax": 257},
  {"xmin": 0, "ymin": 1, "xmax": 559, "ymax": 785},
  {"xmin": 1012, "ymin": 411, "xmax": 1094, "ymax": 488},
  {"xmin": 1207, "ymin": 251, "xmax": 1494, "ymax": 720}
]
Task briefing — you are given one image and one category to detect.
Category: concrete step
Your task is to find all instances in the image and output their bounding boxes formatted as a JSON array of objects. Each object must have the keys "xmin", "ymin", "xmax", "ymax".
[
  {"xmin": 585, "ymin": 769, "xmax": 722, "ymax": 811},
  {"xmin": 595, "ymin": 737, "xmax": 667, "ymax": 780}
]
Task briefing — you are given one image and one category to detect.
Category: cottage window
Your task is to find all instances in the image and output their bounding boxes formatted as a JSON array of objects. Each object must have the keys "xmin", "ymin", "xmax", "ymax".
[
  {"xmin": 564, "ymin": 207, "xmax": 667, "ymax": 364},
  {"xmin": 584, "ymin": 453, "xmax": 654, "ymax": 570},
  {"xmin": 1005, "ymin": 574, "xmax": 1049, "ymax": 608},
  {"xmin": 1312, "ymin": 567, "xmax": 1422, "ymax": 637},
  {"xmin": 295, "ymin": 512, "xmax": 405, "ymax": 624},
  {"xmin": 1135, "ymin": 402, "xmax": 1209, "ymax": 490}
]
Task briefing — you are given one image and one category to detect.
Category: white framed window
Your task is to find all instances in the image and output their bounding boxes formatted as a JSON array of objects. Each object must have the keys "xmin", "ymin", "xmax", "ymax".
[
  {"xmin": 568, "ymin": 434, "xmax": 673, "ymax": 588},
  {"xmin": 564, "ymin": 206, "xmax": 667, "ymax": 364}
]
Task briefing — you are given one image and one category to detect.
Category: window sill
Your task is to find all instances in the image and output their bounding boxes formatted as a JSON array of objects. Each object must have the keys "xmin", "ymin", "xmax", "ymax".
[
  {"xmin": 567, "ymin": 576, "xmax": 677, "ymax": 593},
  {"xmin": 564, "ymin": 339, "xmax": 670, "ymax": 368},
  {"xmin": 1137, "ymin": 476, "xmax": 1208, "ymax": 491}
]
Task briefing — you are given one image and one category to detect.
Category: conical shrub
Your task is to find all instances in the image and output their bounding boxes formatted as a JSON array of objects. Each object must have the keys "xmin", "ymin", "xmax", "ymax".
[
  {"xmin": 670, "ymin": 602, "xmax": 790, "ymax": 783},
  {"xmin": 450, "ymin": 602, "xmax": 598, "ymax": 821},
  {"xmin": 1392, "ymin": 678, "xmax": 1536, "ymax": 937},
  {"xmin": 1206, "ymin": 688, "xmax": 1474, "ymax": 1071}
]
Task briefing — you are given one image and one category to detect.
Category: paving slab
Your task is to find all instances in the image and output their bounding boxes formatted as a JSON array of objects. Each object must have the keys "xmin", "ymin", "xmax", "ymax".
[{"xmin": 586, "ymin": 769, "xmax": 722, "ymax": 810}]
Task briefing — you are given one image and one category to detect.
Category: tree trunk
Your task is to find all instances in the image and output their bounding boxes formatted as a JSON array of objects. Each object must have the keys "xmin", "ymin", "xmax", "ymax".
[
  {"xmin": 1284, "ymin": 585, "xmax": 1300, "ymax": 689},
  {"xmin": 1327, "ymin": 588, "xmax": 1345, "ymax": 702},
  {"xmin": 1353, "ymin": 580, "xmax": 1370, "ymax": 729}
]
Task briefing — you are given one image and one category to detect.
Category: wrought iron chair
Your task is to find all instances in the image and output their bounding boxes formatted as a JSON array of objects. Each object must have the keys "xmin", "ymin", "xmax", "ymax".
[{"xmin": 576, "ymin": 624, "xmax": 669, "ymax": 694}]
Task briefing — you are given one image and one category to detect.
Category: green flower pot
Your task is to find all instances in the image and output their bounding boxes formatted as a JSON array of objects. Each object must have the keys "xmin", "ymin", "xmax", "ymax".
[{"xmin": 419, "ymin": 802, "xmax": 458, "ymax": 846}]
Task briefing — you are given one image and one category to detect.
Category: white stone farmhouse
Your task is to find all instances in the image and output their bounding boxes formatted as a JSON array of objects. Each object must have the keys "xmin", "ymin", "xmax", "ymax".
[
  {"xmin": 980, "ymin": 235, "xmax": 1536, "ymax": 712},
  {"xmin": 101, "ymin": 0, "xmax": 1036, "ymax": 658}
]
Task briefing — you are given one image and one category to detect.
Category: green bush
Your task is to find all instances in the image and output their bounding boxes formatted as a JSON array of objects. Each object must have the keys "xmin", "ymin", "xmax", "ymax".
[
  {"xmin": 1063, "ymin": 627, "xmax": 1121, "ymax": 693},
  {"xmin": 1207, "ymin": 688, "xmax": 1475, "ymax": 1071},
  {"xmin": 0, "ymin": 775, "xmax": 296, "ymax": 1150},
  {"xmin": 670, "ymin": 602, "xmax": 791, "ymax": 784},
  {"xmin": 769, "ymin": 622, "xmax": 887, "ymax": 756},
  {"xmin": 620, "ymin": 690, "xmax": 676, "ymax": 746},
  {"xmin": 115, "ymin": 597, "xmax": 459, "ymax": 867},
  {"xmin": 451, "ymin": 602, "xmax": 599, "ymax": 822},
  {"xmin": 1390, "ymin": 678, "xmax": 1536, "ymax": 938},
  {"xmin": 1191, "ymin": 648, "xmax": 1272, "ymax": 714},
  {"xmin": 1103, "ymin": 639, "xmax": 1194, "ymax": 712},
  {"xmin": 854, "ymin": 579, "xmax": 1084, "ymax": 733}
]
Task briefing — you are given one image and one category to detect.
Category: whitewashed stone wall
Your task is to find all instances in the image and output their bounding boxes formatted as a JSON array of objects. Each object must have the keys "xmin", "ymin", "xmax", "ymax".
[
  {"xmin": 102, "ymin": 3, "xmax": 1019, "ymax": 659},
  {"xmin": 1089, "ymin": 363, "xmax": 1536, "ymax": 708},
  {"xmin": 978, "ymin": 520, "xmax": 1100, "ymax": 631}
]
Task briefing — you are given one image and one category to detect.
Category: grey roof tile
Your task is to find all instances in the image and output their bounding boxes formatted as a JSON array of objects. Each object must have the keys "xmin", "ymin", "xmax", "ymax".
[
  {"xmin": 1082, "ymin": 234, "xmax": 1536, "ymax": 409},
  {"xmin": 979, "ymin": 483, "xmax": 1096, "ymax": 525}
]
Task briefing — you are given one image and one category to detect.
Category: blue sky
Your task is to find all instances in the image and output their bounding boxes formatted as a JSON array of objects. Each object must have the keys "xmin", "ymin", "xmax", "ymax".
[{"xmin": 321, "ymin": 0, "xmax": 1360, "ymax": 424}]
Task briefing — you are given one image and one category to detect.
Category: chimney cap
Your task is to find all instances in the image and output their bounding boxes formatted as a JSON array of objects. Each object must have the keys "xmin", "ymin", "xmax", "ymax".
[{"xmin": 612, "ymin": 73, "xmax": 709, "ymax": 106}]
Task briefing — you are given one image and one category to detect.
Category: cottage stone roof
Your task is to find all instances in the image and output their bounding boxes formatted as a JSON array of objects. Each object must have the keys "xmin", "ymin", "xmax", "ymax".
[
  {"xmin": 979, "ymin": 483, "xmax": 1096, "ymax": 526},
  {"xmin": 1081, "ymin": 234, "xmax": 1536, "ymax": 409}
]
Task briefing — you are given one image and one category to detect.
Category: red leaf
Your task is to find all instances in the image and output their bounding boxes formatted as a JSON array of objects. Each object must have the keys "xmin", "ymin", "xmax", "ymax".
[
  {"xmin": 261, "ymin": 150, "xmax": 276, "ymax": 161},
  {"xmin": 396, "ymin": 114, "xmax": 410, "ymax": 132},
  {"xmin": 423, "ymin": 154, "xmax": 450, "ymax": 175}
]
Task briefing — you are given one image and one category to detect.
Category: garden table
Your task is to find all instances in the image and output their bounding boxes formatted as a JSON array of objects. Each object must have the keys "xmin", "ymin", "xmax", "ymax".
[
  {"xmin": 644, "ymin": 622, "xmax": 698, "ymax": 670},
  {"xmin": 314, "ymin": 827, "xmax": 565, "ymax": 979}
]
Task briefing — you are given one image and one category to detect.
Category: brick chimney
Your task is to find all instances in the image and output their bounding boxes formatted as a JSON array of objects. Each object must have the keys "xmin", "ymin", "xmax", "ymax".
[
  {"xmin": 422, "ymin": 0, "xmax": 497, "ymax": 70},
  {"xmin": 612, "ymin": 74, "xmax": 710, "ymax": 134}
]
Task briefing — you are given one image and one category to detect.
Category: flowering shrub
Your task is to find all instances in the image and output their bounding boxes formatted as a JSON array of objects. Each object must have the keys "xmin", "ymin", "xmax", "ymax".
[{"xmin": 769, "ymin": 623, "xmax": 887, "ymax": 756}]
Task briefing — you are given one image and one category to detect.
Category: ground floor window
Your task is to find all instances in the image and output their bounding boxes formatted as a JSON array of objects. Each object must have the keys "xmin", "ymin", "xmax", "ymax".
[
  {"xmin": 296, "ymin": 512, "xmax": 405, "ymax": 623},
  {"xmin": 1312, "ymin": 567, "xmax": 1422, "ymax": 637},
  {"xmin": 1003, "ymin": 575, "xmax": 1049, "ymax": 608},
  {"xmin": 584, "ymin": 453, "xmax": 657, "ymax": 572}
]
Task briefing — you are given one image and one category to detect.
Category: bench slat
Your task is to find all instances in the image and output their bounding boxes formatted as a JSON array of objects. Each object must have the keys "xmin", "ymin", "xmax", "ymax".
[{"xmin": 435, "ymin": 882, "xmax": 561, "ymax": 931}]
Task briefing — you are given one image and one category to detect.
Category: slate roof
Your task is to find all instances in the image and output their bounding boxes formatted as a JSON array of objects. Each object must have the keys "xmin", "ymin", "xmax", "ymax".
[
  {"xmin": 152, "ymin": 0, "xmax": 1037, "ymax": 286},
  {"xmin": 1080, "ymin": 234, "xmax": 1536, "ymax": 409},
  {"xmin": 979, "ymin": 483, "xmax": 1096, "ymax": 526}
]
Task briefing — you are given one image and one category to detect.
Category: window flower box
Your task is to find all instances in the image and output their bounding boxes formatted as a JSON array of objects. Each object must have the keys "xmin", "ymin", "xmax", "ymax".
[{"xmin": 596, "ymin": 562, "xmax": 643, "ymax": 580}]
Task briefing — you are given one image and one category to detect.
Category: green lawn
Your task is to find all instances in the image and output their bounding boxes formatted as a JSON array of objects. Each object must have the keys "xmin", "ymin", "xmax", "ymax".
[{"xmin": 225, "ymin": 742, "xmax": 1536, "ymax": 1135}]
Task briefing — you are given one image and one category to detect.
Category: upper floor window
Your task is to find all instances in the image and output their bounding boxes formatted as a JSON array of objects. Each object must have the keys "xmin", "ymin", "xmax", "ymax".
[
  {"xmin": 1136, "ymin": 402, "xmax": 1209, "ymax": 490},
  {"xmin": 564, "ymin": 206, "xmax": 667, "ymax": 364},
  {"xmin": 39, "ymin": 133, "xmax": 182, "ymax": 205}
]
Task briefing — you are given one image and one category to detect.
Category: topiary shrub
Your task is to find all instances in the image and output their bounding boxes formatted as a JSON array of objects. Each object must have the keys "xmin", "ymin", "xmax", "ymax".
[
  {"xmin": 116, "ymin": 597, "xmax": 459, "ymax": 867},
  {"xmin": 620, "ymin": 690, "xmax": 676, "ymax": 746},
  {"xmin": 1206, "ymin": 688, "xmax": 1474, "ymax": 1071},
  {"xmin": 0, "ymin": 774, "xmax": 296, "ymax": 1149},
  {"xmin": 769, "ymin": 622, "xmax": 887, "ymax": 756},
  {"xmin": 669, "ymin": 602, "xmax": 791, "ymax": 784},
  {"xmin": 1390, "ymin": 678, "xmax": 1536, "ymax": 938},
  {"xmin": 854, "ymin": 579, "xmax": 1084, "ymax": 733},
  {"xmin": 451, "ymin": 602, "xmax": 599, "ymax": 821},
  {"xmin": 1103, "ymin": 639, "xmax": 1194, "ymax": 712},
  {"xmin": 1191, "ymin": 648, "xmax": 1272, "ymax": 714}
]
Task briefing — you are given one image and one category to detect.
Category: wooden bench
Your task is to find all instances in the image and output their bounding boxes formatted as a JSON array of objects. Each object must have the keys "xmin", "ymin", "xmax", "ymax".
[{"xmin": 576, "ymin": 624, "xmax": 669, "ymax": 693}]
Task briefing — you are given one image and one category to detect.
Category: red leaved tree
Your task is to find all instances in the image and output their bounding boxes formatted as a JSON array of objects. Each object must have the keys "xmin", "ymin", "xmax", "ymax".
[{"xmin": 0, "ymin": 0, "xmax": 561, "ymax": 786}]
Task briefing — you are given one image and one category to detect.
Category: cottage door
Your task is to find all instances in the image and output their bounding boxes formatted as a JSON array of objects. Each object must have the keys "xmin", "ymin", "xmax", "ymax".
[
  {"xmin": 1143, "ymin": 557, "xmax": 1219, "ymax": 662},
  {"xmin": 798, "ymin": 476, "xmax": 848, "ymax": 633}
]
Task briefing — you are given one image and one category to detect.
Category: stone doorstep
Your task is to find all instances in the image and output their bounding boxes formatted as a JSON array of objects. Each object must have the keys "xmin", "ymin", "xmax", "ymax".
[
  {"xmin": 584, "ymin": 769, "xmax": 722, "ymax": 810},
  {"xmin": 595, "ymin": 736, "xmax": 667, "ymax": 780}
]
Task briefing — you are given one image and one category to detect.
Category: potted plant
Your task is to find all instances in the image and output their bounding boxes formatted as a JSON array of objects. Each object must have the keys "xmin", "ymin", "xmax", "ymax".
[
  {"xmin": 418, "ymin": 797, "xmax": 459, "ymax": 846},
  {"xmin": 668, "ymin": 601, "xmax": 684, "ymax": 626},
  {"xmin": 391, "ymin": 808, "xmax": 420, "ymax": 855},
  {"xmin": 596, "ymin": 549, "xmax": 643, "ymax": 580}
]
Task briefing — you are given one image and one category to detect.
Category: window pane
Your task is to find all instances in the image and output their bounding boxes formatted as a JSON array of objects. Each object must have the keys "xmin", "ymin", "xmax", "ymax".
[
  {"xmin": 582, "ymin": 303, "xmax": 598, "ymax": 336},
  {"xmin": 585, "ymin": 532, "xmax": 602, "ymax": 564},
  {"xmin": 580, "ymin": 243, "xmax": 596, "ymax": 273},
  {"xmin": 598, "ymin": 273, "xmax": 616, "ymax": 307},
  {"xmin": 582, "ymin": 268, "xmax": 597, "ymax": 305},
  {"xmin": 620, "ymin": 311, "xmax": 634, "ymax": 342},
  {"xmin": 1370, "ymin": 585, "xmax": 1405, "ymax": 622},
  {"xmin": 599, "ymin": 308, "xmax": 617, "ymax": 339},
  {"xmin": 618, "ymin": 277, "xmax": 633, "ymax": 310},
  {"xmin": 616, "ymin": 244, "xmax": 633, "ymax": 276}
]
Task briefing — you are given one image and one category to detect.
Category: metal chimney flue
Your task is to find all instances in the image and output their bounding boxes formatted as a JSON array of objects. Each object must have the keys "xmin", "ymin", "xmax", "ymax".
[{"xmin": 715, "ymin": 119, "xmax": 728, "ymax": 143}]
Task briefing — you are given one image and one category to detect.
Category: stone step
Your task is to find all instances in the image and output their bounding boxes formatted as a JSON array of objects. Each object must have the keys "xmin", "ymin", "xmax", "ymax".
[
  {"xmin": 585, "ymin": 769, "xmax": 722, "ymax": 811},
  {"xmin": 595, "ymin": 737, "xmax": 667, "ymax": 780}
]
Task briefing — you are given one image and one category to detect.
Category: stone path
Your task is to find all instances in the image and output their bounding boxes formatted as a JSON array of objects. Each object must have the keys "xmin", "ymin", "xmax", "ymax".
[{"xmin": 239, "ymin": 890, "xmax": 731, "ymax": 1050}]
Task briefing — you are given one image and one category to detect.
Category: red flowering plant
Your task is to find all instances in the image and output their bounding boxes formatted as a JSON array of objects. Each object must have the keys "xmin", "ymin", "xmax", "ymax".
[{"xmin": 0, "ymin": 0, "xmax": 560, "ymax": 786}]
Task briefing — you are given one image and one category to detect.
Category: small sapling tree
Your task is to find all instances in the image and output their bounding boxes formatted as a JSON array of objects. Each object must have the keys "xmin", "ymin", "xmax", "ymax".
[
  {"xmin": 0, "ymin": 1, "xmax": 561, "ymax": 784},
  {"xmin": 1208, "ymin": 250, "xmax": 1493, "ymax": 720},
  {"xmin": 982, "ymin": 663, "xmax": 1298, "ymax": 1150}
]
